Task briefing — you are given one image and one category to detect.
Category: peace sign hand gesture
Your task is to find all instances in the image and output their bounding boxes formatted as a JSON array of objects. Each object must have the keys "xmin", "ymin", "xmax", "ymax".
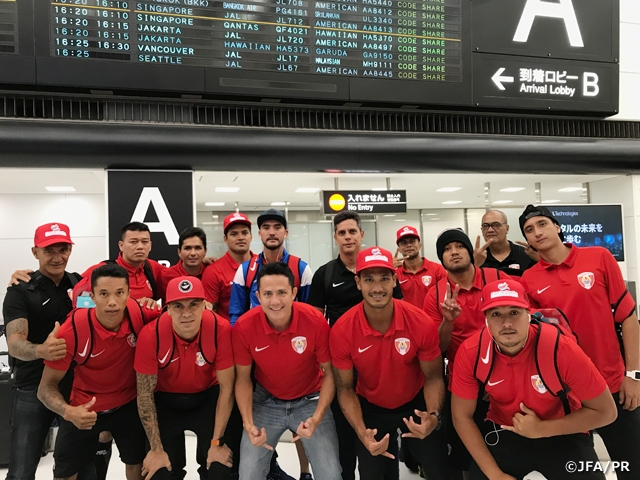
[
  {"xmin": 473, "ymin": 235, "xmax": 493, "ymax": 267},
  {"xmin": 441, "ymin": 283, "xmax": 461, "ymax": 323}
]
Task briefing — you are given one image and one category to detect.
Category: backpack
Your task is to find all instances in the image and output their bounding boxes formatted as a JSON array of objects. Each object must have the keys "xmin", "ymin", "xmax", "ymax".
[
  {"xmin": 474, "ymin": 308, "xmax": 576, "ymax": 415},
  {"xmin": 243, "ymin": 254, "xmax": 302, "ymax": 309},
  {"xmin": 155, "ymin": 310, "xmax": 219, "ymax": 369},
  {"xmin": 73, "ymin": 259, "xmax": 158, "ymax": 302},
  {"xmin": 70, "ymin": 299, "xmax": 145, "ymax": 366}
]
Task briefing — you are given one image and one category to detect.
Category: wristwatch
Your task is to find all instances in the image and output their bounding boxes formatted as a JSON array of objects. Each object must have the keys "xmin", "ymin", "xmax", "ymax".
[
  {"xmin": 429, "ymin": 412, "xmax": 443, "ymax": 431},
  {"xmin": 625, "ymin": 370, "xmax": 640, "ymax": 381},
  {"xmin": 210, "ymin": 438, "xmax": 225, "ymax": 447}
]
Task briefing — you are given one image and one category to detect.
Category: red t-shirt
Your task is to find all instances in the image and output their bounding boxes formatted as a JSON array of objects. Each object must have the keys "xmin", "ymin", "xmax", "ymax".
[
  {"xmin": 134, "ymin": 310, "xmax": 234, "ymax": 393},
  {"xmin": 79, "ymin": 254, "xmax": 165, "ymax": 300},
  {"xmin": 202, "ymin": 252, "xmax": 252, "ymax": 319},
  {"xmin": 452, "ymin": 324, "xmax": 607, "ymax": 427},
  {"xmin": 520, "ymin": 245, "xmax": 635, "ymax": 393},
  {"xmin": 396, "ymin": 258, "xmax": 447, "ymax": 308},
  {"xmin": 423, "ymin": 267, "xmax": 510, "ymax": 372},
  {"xmin": 44, "ymin": 299, "xmax": 147, "ymax": 412},
  {"xmin": 232, "ymin": 302, "xmax": 330, "ymax": 401},
  {"xmin": 158, "ymin": 261, "xmax": 206, "ymax": 302},
  {"xmin": 330, "ymin": 300, "xmax": 441, "ymax": 409}
]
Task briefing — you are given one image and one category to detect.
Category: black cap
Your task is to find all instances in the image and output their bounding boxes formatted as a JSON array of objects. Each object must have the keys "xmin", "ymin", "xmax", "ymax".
[
  {"xmin": 257, "ymin": 208, "xmax": 287, "ymax": 229},
  {"xmin": 436, "ymin": 228, "xmax": 474, "ymax": 264},
  {"xmin": 519, "ymin": 204, "xmax": 565, "ymax": 242}
]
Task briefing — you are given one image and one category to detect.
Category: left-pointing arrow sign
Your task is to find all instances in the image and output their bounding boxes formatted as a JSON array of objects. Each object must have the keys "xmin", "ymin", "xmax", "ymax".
[{"xmin": 491, "ymin": 68, "xmax": 515, "ymax": 91}]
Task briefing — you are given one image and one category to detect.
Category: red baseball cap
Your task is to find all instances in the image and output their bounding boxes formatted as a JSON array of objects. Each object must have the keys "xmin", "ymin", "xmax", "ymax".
[
  {"xmin": 34, "ymin": 223, "xmax": 74, "ymax": 248},
  {"xmin": 356, "ymin": 246, "xmax": 394, "ymax": 274},
  {"xmin": 481, "ymin": 279, "xmax": 530, "ymax": 312},
  {"xmin": 165, "ymin": 276, "xmax": 206, "ymax": 304},
  {"xmin": 396, "ymin": 225, "xmax": 420, "ymax": 244},
  {"xmin": 223, "ymin": 212, "xmax": 251, "ymax": 234}
]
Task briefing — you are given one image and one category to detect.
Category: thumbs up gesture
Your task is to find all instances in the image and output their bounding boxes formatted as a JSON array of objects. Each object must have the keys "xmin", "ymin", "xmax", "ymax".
[
  {"xmin": 501, "ymin": 403, "xmax": 544, "ymax": 439},
  {"xmin": 36, "ymin": 321, "xmax": 67, "ymax": 361},
  {"xmin": 64, "ymin": 397, "xmax": 98, "ymax": 430}
]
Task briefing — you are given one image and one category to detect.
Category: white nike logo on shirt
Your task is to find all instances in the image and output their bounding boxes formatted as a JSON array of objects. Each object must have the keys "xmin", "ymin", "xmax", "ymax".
[
  {"xmin": 537, "ymin": 285, "xmax": 551, "ymax": 294},
  {"xmin": 42, "ymin": 298, "xmax": 50, "ymax": 306},
  {"xmin": 480, "ymin": 342, "xmax": 491, "ymax": 365},
  {"xmin": 487, "ymin": 379, "xmax": 504, "ymax": 387},
  {"xmin": 78, "ymin": 339, "xmax": 90, "ymax": 358},
  {"xmin": 158, "ymin": 350, "xmax": 171, "ymax": 363},
  {"xmin": 255, "ymin": 345, "xmax": 270, "ymax": 352},
  {"xmin": 250, "ymin": 263, "xmax": 258, "ymax": 271},
  {"xmin": 90, "ymin": 350, "xmax": 105, "ymax": 358},
  {"xmin": 399, "ymin": 280, "xmax": 409, "ymax": 284},
  {"xmin": 358, "ymin": 345, "xmax": 373, "ymax": 353},
  {"xmin": 170, "ymin": 357, "xmax": 179, "ymax": 363},
  {"xmin": 333, "ymin": 282, "xmax": 345, "ymax": 287}
]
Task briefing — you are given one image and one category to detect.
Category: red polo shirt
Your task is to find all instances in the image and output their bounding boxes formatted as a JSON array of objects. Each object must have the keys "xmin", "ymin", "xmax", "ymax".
[
  {"xmin": 452, "ymin": 324, "xmax": 607, "ymax": 427},
  {"xmin": 45, "ymin": 299, "xmax": 147, "ymax": 412},
  {"xmin": 330, "ymin": 300, "xmax": 441, "ymax": 410},
  {"xmin": 423, "ymin": 267, "xmax": 510, "ymax": 372},
  {"xmin": 396, "ymin": 258, "xmax": 447, "ymax": 308},
  {"xmin": 521, "ymin": 245, "xmax": 635, "ymax": 393},
  {"xmin": 232, "ymin": 302, "xmax": 330, "ymax": 401},
  {"xmin": 79, "ymin": 254, "xmax": 164, "ymax": 300},
  {"xmin": 134, "ymin": 310, "xmax": 234, "ymax": 393},
  {"xmin": 158, "ymin": 261, "xmax": 207, "ymax": 302},
  {"xmin": 202, "ymin": 252, "xmax": 251, "ymax": 319}
]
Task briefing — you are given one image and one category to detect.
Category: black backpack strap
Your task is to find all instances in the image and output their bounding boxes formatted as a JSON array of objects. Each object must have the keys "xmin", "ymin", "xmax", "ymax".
[
  {"xmin": 143, "ymin": 261, "xmax": 158, "ymax": 300},
  {"xmin": 323, "ymin": 259, "xmax": 336, "ymax": 301},
  {"xmin": 65, "ymin": 272, "xmax": 82, "ymax": 288}
]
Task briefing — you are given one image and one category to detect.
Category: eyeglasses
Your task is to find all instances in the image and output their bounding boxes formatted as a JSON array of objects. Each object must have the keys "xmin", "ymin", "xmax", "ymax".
[{"xmin": 481, "ymin": 222, "xmax": 506, "ymax": 231}]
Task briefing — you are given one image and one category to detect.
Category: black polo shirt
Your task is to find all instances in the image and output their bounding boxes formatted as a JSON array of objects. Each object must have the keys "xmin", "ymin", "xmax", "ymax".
[
  {"xmin": 482, "ymin": 241, "xmax": 536, "ymax": 277},
  {"xmin": 307, "ymin": 255, "xmax": 403, "ymax": 326},
  {"xmin": 3, "ymin": 271, "xmax": 77, "ymax": 388}
]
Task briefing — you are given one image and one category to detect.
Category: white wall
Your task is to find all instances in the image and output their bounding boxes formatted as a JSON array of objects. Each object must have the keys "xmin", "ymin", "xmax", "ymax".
[{"xmin": 613, "ymin": 0, "xmax": 640, "ymax": 120}]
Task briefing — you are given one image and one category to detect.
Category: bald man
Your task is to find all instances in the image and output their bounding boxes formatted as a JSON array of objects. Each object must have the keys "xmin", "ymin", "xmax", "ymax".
[{"xmin": 473, "ymin": 210, "xmax": 537, "ymax": 277}]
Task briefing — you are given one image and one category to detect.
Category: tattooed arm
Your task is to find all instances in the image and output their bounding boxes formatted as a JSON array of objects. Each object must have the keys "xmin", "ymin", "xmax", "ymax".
[
  {"xmin": 137, "ymin": 373, "xmax": 171, "ymax": 478},
  {"xmin": 6, "ymin": 319, "xmax": 66, "ymax": 362}
]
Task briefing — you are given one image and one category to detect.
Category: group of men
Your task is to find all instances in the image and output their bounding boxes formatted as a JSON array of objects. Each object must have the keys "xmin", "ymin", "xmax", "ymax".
[{"xmin": 3, "ymin": 204, "xmax": 640, "ymax": 480}]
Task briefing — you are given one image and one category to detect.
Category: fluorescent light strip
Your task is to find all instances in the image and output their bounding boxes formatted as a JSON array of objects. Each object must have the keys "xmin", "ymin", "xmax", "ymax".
[
  {"xmin": 215, "ymin": 187, "xmax": 239, "ymax": 193},
  {"xmin": 442, "ymin": 200, "xmax": 462, "ymax": 205},
  {"xmin": 558, "ymin": 187, "xmax": 582, "ymax": 192},
  {"xmin": 436, "ymin": 187, "xmax": 461, "ymax": 192},
  {"xmin": 205, "ymin": 202, "xmax": 225, "ymax": 207},
  {"xmin": 492, "ymin": 200, "xmax": 513, "ymax": 205},
  {"xmin": 499, "ymin": 187, "xmax": 525, "ymax": 193},
  {"xmin": 45, "ymin": 186, "xmax": 76, "ymax": 192}
]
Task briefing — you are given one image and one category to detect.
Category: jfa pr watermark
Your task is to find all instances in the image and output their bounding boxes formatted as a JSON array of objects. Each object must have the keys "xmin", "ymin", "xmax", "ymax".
[{"xmin": 566, "ymin": 461, "xmax": 629, "ymax": 474}]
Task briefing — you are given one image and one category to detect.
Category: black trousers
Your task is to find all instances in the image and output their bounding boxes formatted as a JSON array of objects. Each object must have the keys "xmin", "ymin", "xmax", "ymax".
[
  {"xmin": 594, "ymin": 391, "xmax": 640, "ymax": 480},
  {"xmin": 331, "ymin": 397, "xmax": 357, "ymax": 480},
  {"xmin": 356, "ymin": 393, "xmax": 451, "ymax": 480},
  {"xmin": 471, "ymin": 420, "xmax": 605, "ymax": 480},
  {"xmin": 154, "ymin": 385, "xmax": 241, "ymax": 480}
]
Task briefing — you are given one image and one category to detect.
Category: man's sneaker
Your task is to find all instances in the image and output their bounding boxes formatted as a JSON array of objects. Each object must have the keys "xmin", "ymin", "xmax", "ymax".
[
  {"xmin": 266, "ymin": 461, "xmax": 296, "ymax": 480},
  {"xmin": 300, "ymin": 474, "xmax": 313, "ymax": 480}
]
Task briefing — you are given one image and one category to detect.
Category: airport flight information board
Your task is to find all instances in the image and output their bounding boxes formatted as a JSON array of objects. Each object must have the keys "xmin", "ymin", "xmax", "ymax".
[
  {"xmin": 0, "ymin": 0, "xmax": 19, "ymax": 54},
  {"xmin": 49, "ymin": 0, "xmax": 462, "ymax": 81}
]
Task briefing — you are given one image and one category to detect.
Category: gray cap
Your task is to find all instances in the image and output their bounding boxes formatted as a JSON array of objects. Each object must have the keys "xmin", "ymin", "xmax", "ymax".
[{"xmin": 257, "ymin": 208, "xmax": 287, "ymax": 229}]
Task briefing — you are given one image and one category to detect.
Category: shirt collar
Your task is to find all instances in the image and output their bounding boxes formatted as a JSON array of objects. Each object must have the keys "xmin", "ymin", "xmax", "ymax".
[
  {"xmin": 259, "ymin": 302, "xmax": 298, "ymax": 336},
  {"xmin": 399, "ymin": 258, "xmax": 428, "ymax": 274},
  {"xmin": 258, "ymin": 248, "xmax": 289, "ymax": 265},
  {"xmin": 447, "ymin": 266, "xmax": 484, "ymax": 292},
  {"xmin": 117, "ymin": 253, "xmax": 144, "ymax": 272},
  {"xmin": 539, "ymin": 243, "xmax": 576, "ymax": 269},
  {"xmin": 91, "ymin": 309, "xmax": 132, "ymax": 340},
  {"xmin": 357, "ymin": 300, "xmax": 403, "ymax": 337}
]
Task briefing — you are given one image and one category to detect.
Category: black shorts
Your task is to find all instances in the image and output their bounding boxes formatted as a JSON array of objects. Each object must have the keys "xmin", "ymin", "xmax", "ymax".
[{"xmin": 53, "ymin": 398, "xmax": 146, "ymax": 478}]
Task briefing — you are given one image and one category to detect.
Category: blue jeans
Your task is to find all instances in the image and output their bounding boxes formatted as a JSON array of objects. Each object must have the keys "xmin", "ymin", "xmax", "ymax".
[
  {"xmin": 238, "ymin": 384, "xmax": 341, "ymax": 480},
  {"xmin": 6, "ymin": 385, "xmax": 56, "ymax": 480}
]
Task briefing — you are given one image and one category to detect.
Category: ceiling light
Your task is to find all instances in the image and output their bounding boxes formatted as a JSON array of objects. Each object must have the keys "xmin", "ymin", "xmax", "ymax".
[
  {"xmin": 205, "ymin": 202, "xmax": 225, "ymax": 207},
  {"xmin": 271, "ymin": 202, "xmax": 288, "ymax": 206},
  {"xmin": 295, "ymin": 188, "xmax": 320, "ymax": 193},
  {"xmin": 442, "ymin": 200, "xmax": 462, "ymax": 205},
  {"xmin": 492, "ymin": 200, "xmax": 513, "ymax": 205},
  {"xmin": 430, "ymin": 218, "xmax": 441, "ymax": 221},
  {"xmin": 436, "ymin": 187, "xmax": 461, "ymax": 192},
  {"xmin": 425, "ymin": 213, "xmax": 438, "ymax": 216},
  {"xmin": 542, "ymin": 199, "xmax": 561, "ymax": 204},
  {"xmin": 45, "ymin": 186, "xmax": 76, "ymax": 192},
  {"xmin": 383, "ymin": 214, "xmax": 396, "ymax": 217},
  {"xmin": 557, "ymin": 187, "xmax": 582, "ymax": 192},
  {"xmin": 371, "ymin": 187, "xmax": 388, "ymax": 191},
  {"xmin": 499, "ymin": 187, "xmax": 525, "ymax": 193},
  {"xmin": 215, "ymin": 187, "xmax": 239, "ymax": 193}
]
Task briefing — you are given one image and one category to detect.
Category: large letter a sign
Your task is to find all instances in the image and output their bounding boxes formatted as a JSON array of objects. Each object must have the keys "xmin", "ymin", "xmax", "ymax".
[
  {"xmin": 513, "ymin": 0, "xmax": 583, "ymax": 47},
  {"xmin": 131, "ymin": 187, "xmax": 180, "ymax": 245}
]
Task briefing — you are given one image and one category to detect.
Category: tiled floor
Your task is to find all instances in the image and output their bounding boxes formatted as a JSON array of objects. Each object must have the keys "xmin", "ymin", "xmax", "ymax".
[{"xmin": 0, "ymin": 434, "xmax": 617, "ymax": 480}]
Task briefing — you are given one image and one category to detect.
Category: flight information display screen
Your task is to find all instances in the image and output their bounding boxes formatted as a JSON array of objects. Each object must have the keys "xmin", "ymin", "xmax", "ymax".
[
  {"xmin": 48, "ymin": 0, "xmax": 462, "ymax": 82},
  {"xmin": 0, "ymin": 0, "xmax": 19, "ymax": 54}
]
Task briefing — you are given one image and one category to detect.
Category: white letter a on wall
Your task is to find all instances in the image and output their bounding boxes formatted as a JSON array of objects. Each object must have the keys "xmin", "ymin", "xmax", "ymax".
[
  {"xmin": 513, "ymin": 0, "xmax": 584, "ymax": 48},
  {"xmin": 130, "ymin": 187, "xmax": 180, "ymax": 245}
]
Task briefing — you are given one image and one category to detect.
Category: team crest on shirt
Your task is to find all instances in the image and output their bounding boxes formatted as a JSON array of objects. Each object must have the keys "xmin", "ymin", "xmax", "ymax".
[
  {"xmin": 531, "ymin": 375, "xmax": 547, "ymax": 394},
  {"xmin": 395, "ymin": 338, "xmax": 410, "ymax": 356},
  {"xmin": 577, "ymin": 272, "xmax": 595, "ymax": 290},
  {"xmin": 196, "ymin": 352, "xmax": 206, "ymax": 367},
  {"xmin": 421, "ymin": 275, "xmax": 432, "ymax": 287},
  {"xmin": 127, "ymin": 333, "xmax": 137, "ymax": 347},
  {"xmin": 291, "ymin": 336, "xmax": 307, "ymax": 354}
]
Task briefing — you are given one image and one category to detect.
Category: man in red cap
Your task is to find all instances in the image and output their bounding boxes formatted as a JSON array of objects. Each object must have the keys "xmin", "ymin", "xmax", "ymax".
[
  {"xmin": 331, "ymin": 246, "xmax": 450, "ymax": 480},
  {"xmin": 135, "ymin": 276, "xmax": 236, "ymax": 480},
  {"xmin": 202, "ymin": 212, "xmax": 254, "ymax": 319},
  {"xmin": 519, "ymin": 204, "xmax": 640, "ymax": 479},
  {"xmin": 394, "ymin": 225, "xmax": 447, "ymax": 308},
  {"xmin": 3, "ymin": 223, "xmax": 81, "ymax": 480},
  {"xmin": 452, "ymin": 279, "xmax": 617, "ymax": 480},
  {"xmin": 37, "ymin": 263, "xmax": 159, "ymax": 480}
]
